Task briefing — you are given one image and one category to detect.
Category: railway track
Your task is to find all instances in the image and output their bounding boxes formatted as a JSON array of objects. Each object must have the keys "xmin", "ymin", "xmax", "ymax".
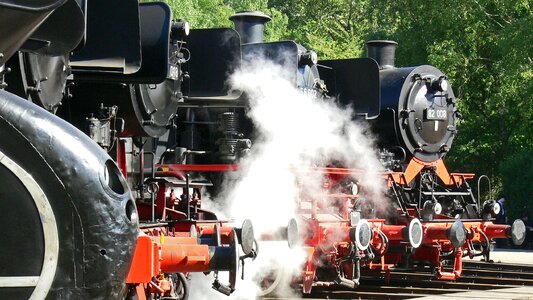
[{"xmin": 262, "ymin": 259, "xmax": 533, "ymax": 299}]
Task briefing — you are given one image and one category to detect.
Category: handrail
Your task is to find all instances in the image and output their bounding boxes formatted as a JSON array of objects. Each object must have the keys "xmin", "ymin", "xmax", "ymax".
[{"xmin": 477, "ymin": 175, "xmax": 492, "ymax": 210}]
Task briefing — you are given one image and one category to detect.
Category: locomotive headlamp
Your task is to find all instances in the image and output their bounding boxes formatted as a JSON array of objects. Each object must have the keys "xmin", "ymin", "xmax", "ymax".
[
  {"xmin": 433, "ymin": 202, "xmax": 443, "ymax": 214},
  {"xmin": 431, "ymin": 76, "xmax": 449, "ymax": 92},
  {"xmin": 423, "ymin": 200, "xmax": 442, "ymax": 217},
  {"xmin": 492, "ymin": 202, "xmax": 501, "ymax": 215},
  {"xmin": 349, "ymin": 210, "xmax": 361, "ymax": 227},
  {"xmin": 483, "ymin": 200, "xmax": 501, "ymax": 215},
  {"xmin": 171, "ymin": 19, "xmax": 190, "ymax": 39},
  {"xmin": 299, "ymin": 50, "xmax": 318, "ymax": 66}
]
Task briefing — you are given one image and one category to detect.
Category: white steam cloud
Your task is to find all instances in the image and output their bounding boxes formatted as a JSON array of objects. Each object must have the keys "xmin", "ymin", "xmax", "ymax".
[{"xmin": 193, "ymin": 56, "xmax": 386, "ymax": 299}]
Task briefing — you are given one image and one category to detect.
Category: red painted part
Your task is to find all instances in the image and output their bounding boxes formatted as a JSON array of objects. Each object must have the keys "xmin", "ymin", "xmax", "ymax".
[
  {"xmin": 156, "ymin": 182, "xmax": 168, "ymax": 218},
  {"xmin": 116, "ymin": 138, "xmax": 127, "ymax": 179},
  {"xmin": 422, "ymin": 222, "xmax": 455, "ymax": 243},
  {"xmin": 155, "ymin": 164, "xmax": 240, "ymax": 172},
  {"xmin": 154, "ymin": 170, "xmax": 186, "ymax": 181},
  {"xmin": 481, "ymin": 222, "xmax": 510, "ymax": 239},
  {"xmin": 302, "ymin": 247, "xmax": 316, "ymax": 294},
  {"xmin": 411, "ymin": 220, "xmax": 513, "ymax": 281},
  {"xmin": 421, "ymin": 220, "xmax": 512, "ymax": 244},
  {"xmin": 379, "ymin": 224, "xmax": 408, "ymax": 241},
  {"xmin": 436, "ymin": 247, "xmax": 463, "ymax": 280}
]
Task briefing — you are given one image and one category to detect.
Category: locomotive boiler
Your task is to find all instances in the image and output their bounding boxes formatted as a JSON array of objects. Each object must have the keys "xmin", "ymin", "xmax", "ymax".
[
  {"xmin": 0, "ymin": 1, "xmax": 138, "ymax": 299},
  {"xmin": 0, "ymin": 1, "xmax": 258, "ymax": 299}
]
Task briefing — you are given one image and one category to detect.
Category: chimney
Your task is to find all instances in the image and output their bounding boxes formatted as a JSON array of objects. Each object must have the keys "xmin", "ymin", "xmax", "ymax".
[
  {"xmin": 229, "ymin": 11, "xmax": 271, "ymax": 44},
  {"xmin": 365, "ymin": 40, "xmax": 398, "ymax": 69}
]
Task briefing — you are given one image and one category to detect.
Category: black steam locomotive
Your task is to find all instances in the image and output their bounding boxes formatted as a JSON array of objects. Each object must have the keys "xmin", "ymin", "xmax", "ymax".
[
  {"xmin": 0, "ymin": 0, "xmax": 526, "ymax": 298},
  {"xmin": 0, "ymin": 1, "xmax": 138, "ymax": 299},
  {"xmin": 0, "ymin": 1, "xmax": 257, "ymax": 299}
]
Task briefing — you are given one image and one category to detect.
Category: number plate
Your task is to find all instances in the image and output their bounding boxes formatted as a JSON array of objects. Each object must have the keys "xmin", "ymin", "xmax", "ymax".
[{"xmin": 426, "ymin": 108, "xmax": 447, "ymax": 120}]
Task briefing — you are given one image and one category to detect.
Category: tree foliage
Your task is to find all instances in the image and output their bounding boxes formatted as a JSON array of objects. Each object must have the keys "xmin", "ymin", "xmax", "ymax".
[
  {"xmin": 163, "ymin": 0, "xmax": 532, "ymax": 208},
  {"xmin": 500, "ymin": 148, "xmax": 533, "ymax": 220}
]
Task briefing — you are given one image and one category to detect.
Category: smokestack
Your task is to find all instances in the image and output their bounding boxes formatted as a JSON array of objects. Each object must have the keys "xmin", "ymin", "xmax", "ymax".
[
  {"xmin": 365, "ymin": 40, "xmax": 398, "ymax": 69},
  {"xmin": 229, "ymin": 11, "xmax": 271, "ymax": 44}
]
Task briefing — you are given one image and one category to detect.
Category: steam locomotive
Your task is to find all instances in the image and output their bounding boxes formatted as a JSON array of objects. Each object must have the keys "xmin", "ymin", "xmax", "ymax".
[
  {"xmin": 0, "ymin": 0, "xmax": 527, "ymax": 299},
  {"xmin": 363, "ymin": 40, "xmax": 525, "ymax": 280}
]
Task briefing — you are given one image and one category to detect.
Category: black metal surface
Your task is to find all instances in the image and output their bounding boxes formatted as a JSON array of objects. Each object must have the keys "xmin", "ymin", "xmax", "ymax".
[
  {"xmin": 230, "ymin": 11, "xmax": 271, "ymax": 44},
  {"xmin": 62, "ymin": 3, "xmax": 177, "ymax": 137},
  {"xmin": 5, "ymin": 52, "xmax": 68, "ymax": 112},
  {"xmin": 0, "ymin": 90, "xmax": 138, "ymax": 299},
  {"xmin": 70, "ymin": 0, "xmax": 141, "ymax": 75},
  {"xmin": 0, "ymin": 163, "xmax": 44, "ymax": 277},
  {"xmin": 365, "ymin": 40, "xmax": 398, "ymax": 69},
  {"xmin": 319, "ymin": 58, "xmax": 381, "ymax": 118},
  {"xmin": 73, "ymin": 2, "xmax": 171, "ymax": 83},
  {"xmin": 21, "ymin": 0, "xmax": 85, "ymax": 56},
  {"xmin": 242, "ymin": 41, "xmax": 299, "ymax": 86},
  {"xmin": 182, "ymin": 28, "xmax": 242, "ymax": 100},
  {"xmin": 0, "ymin": 1, "xmax": 66, "ymax": 65},
  {"xmin": 371, "ymin": 65, "xmax": 457, "ymax": 162}
]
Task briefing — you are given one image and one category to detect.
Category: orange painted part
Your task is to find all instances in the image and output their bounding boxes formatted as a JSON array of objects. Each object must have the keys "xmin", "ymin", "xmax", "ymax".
[
  {"xmin": 127, "ymin": 235, "xmax": 160, "ymax": 283},
  {"xmin": 196, "ymin": 223, "xmax": 233, "ymax": 237},
  {"xmin": 384, "ymin": 158, "xmax": 475, "ymax": 186},
  {"xmin": 367, "ymin": 262, "xmax": 394, "ymax": 271},
  {"xmin": 450, "ymin": 172, "xmax": 475, "ymax": 182},
  {"xmin": 128, "ymin": 232, "xmax": 214, "ymax": 283},
  {"xmin": 308, "ymin": 167, "xmax": 361, "ymax": 175},
  {"xmin": 384, "ymin": 172, "xmax": 406, "ymax": 187},
  {"xmin": 403, "ymin": 158, "xmax": 427, "ymax": 185},
  {"xmin": 434, "ymin": 159, "xmax": 474, "ymax": 185},
  {"xmin": 149, "ymin": 281, "xmax": 165, "ymax": 294},
  {"xmin": 163, "ymin": 236, "xmax": 198, "ymax": 245},
  {"xmin": 159, "ymin": 243, "xmax": 211, "ymax": 273}
]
